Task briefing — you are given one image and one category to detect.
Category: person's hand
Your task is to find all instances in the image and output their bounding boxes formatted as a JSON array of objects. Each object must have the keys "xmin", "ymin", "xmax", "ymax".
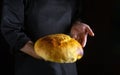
[
  {"xmin": 70, "ymin": 21, "xmax": 94, "ymax": 47},
  {"xmin": 20, "ymin": 41, "xmax": 42, "ymax": 59}
]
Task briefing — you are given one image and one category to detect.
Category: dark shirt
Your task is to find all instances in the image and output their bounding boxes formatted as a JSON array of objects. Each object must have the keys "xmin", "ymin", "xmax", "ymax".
[
  {"xmin": 1, "ymin": 0, "xmax": 82, "ymax": 75},
  {"xmin": 1, "ymin": 0, "xmax": 82, "ymax": 52}
]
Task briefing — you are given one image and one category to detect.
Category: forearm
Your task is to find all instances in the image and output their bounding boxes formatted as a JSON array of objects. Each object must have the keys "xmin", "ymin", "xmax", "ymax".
[{"xmin": 20, "ymin": 41, "xmax": 41, "ymax": 59}]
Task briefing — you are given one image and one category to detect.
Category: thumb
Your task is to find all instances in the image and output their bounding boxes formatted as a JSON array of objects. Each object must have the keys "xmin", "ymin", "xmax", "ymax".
[{"xmin": 81, "ymin": 34, "xmax": 87, "ymax": 47}]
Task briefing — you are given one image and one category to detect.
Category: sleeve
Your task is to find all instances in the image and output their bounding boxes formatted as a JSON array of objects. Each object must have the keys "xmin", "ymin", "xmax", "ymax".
[
  {"xmin": 72, "ymin": 0, "xmax": 84, "ymax": 22},
  {"xmin": 1, "ymin": 0, "xmax": 30, "ymax": 53}
]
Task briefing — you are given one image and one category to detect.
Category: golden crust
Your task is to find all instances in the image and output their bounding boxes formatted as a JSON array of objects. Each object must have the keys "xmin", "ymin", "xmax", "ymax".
[{"xmin": 34, "ymin": 34, "xmax": 83, "ymax": 63}]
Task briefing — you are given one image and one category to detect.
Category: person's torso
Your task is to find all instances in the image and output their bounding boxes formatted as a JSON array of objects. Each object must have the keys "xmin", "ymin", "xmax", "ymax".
[{"xmin": 24, "ymin": 0, "xmax": 77, "ymax": 42}]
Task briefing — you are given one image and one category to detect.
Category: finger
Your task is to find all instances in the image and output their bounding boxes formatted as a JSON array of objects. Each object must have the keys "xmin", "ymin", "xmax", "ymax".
[
  {"xmin": 80, "ymin": 34, "xmax": 87, "ymax": 47},
  {"xmin": 71, "ymin": 33, "xmax": 77, "ymax": 40},
  {"xmin": 70, "ymin": 31, "xmax": 78, "ymax": 39},
  {"xmin": 86, "ymin": 26, "xmax": 95, "ymax": 36}
]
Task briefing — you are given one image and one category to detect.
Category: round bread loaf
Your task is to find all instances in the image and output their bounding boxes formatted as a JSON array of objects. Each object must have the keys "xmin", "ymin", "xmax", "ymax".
[{"xmin": 34, "ymin": 34, "xmax": 83, "ymax": 63}]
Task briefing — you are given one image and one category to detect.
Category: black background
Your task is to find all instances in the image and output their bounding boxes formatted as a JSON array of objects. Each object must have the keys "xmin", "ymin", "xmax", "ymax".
[
  {"xmin": 0, "ymin": 0, "xmax": 120, "ymax": 75},
  {"xmin": 0, "ymin": 0, "xmax": 13, "ymax": 75}
]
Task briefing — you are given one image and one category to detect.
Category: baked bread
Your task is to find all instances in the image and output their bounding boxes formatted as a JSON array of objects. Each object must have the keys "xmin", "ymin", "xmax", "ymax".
[{"xmin": 34, "ymin": 34, "xmax": 83, "ymax": 63}]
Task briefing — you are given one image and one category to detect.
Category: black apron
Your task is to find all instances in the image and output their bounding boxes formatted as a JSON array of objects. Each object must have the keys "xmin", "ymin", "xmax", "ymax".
[{"xmin": 14, "ymin": 52, "xmax": 77, "ymax": 75}]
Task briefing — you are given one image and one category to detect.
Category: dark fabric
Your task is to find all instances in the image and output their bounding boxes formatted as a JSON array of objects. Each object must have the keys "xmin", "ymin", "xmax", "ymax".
[
  {"xmin": 1, "ymin": 0, "xmax": 82, "ymax": 52},
  {"xmin": 1, "ymin": 0, "xmax": 82, "ymax": 75},
  {"xmin": 14, "ymin": 52, "xmax": 77, "ymax": 75},
  {"xmin": 1, "ymin": 0, "xmax": 30, "ymax": 53}
]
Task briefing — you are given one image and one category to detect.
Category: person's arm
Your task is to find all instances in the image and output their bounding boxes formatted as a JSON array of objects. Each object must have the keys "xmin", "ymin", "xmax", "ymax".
[
  {"xmin": 71, "ymin": 0, "xmax": 94, "ymax": 47},
  {"xmin": 1, "ymin": 0, "xmax": 40, "ymax": 59},
  {"xmin": 71, "ymin": 0, "xmax": 83, "ymax": 23}
]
